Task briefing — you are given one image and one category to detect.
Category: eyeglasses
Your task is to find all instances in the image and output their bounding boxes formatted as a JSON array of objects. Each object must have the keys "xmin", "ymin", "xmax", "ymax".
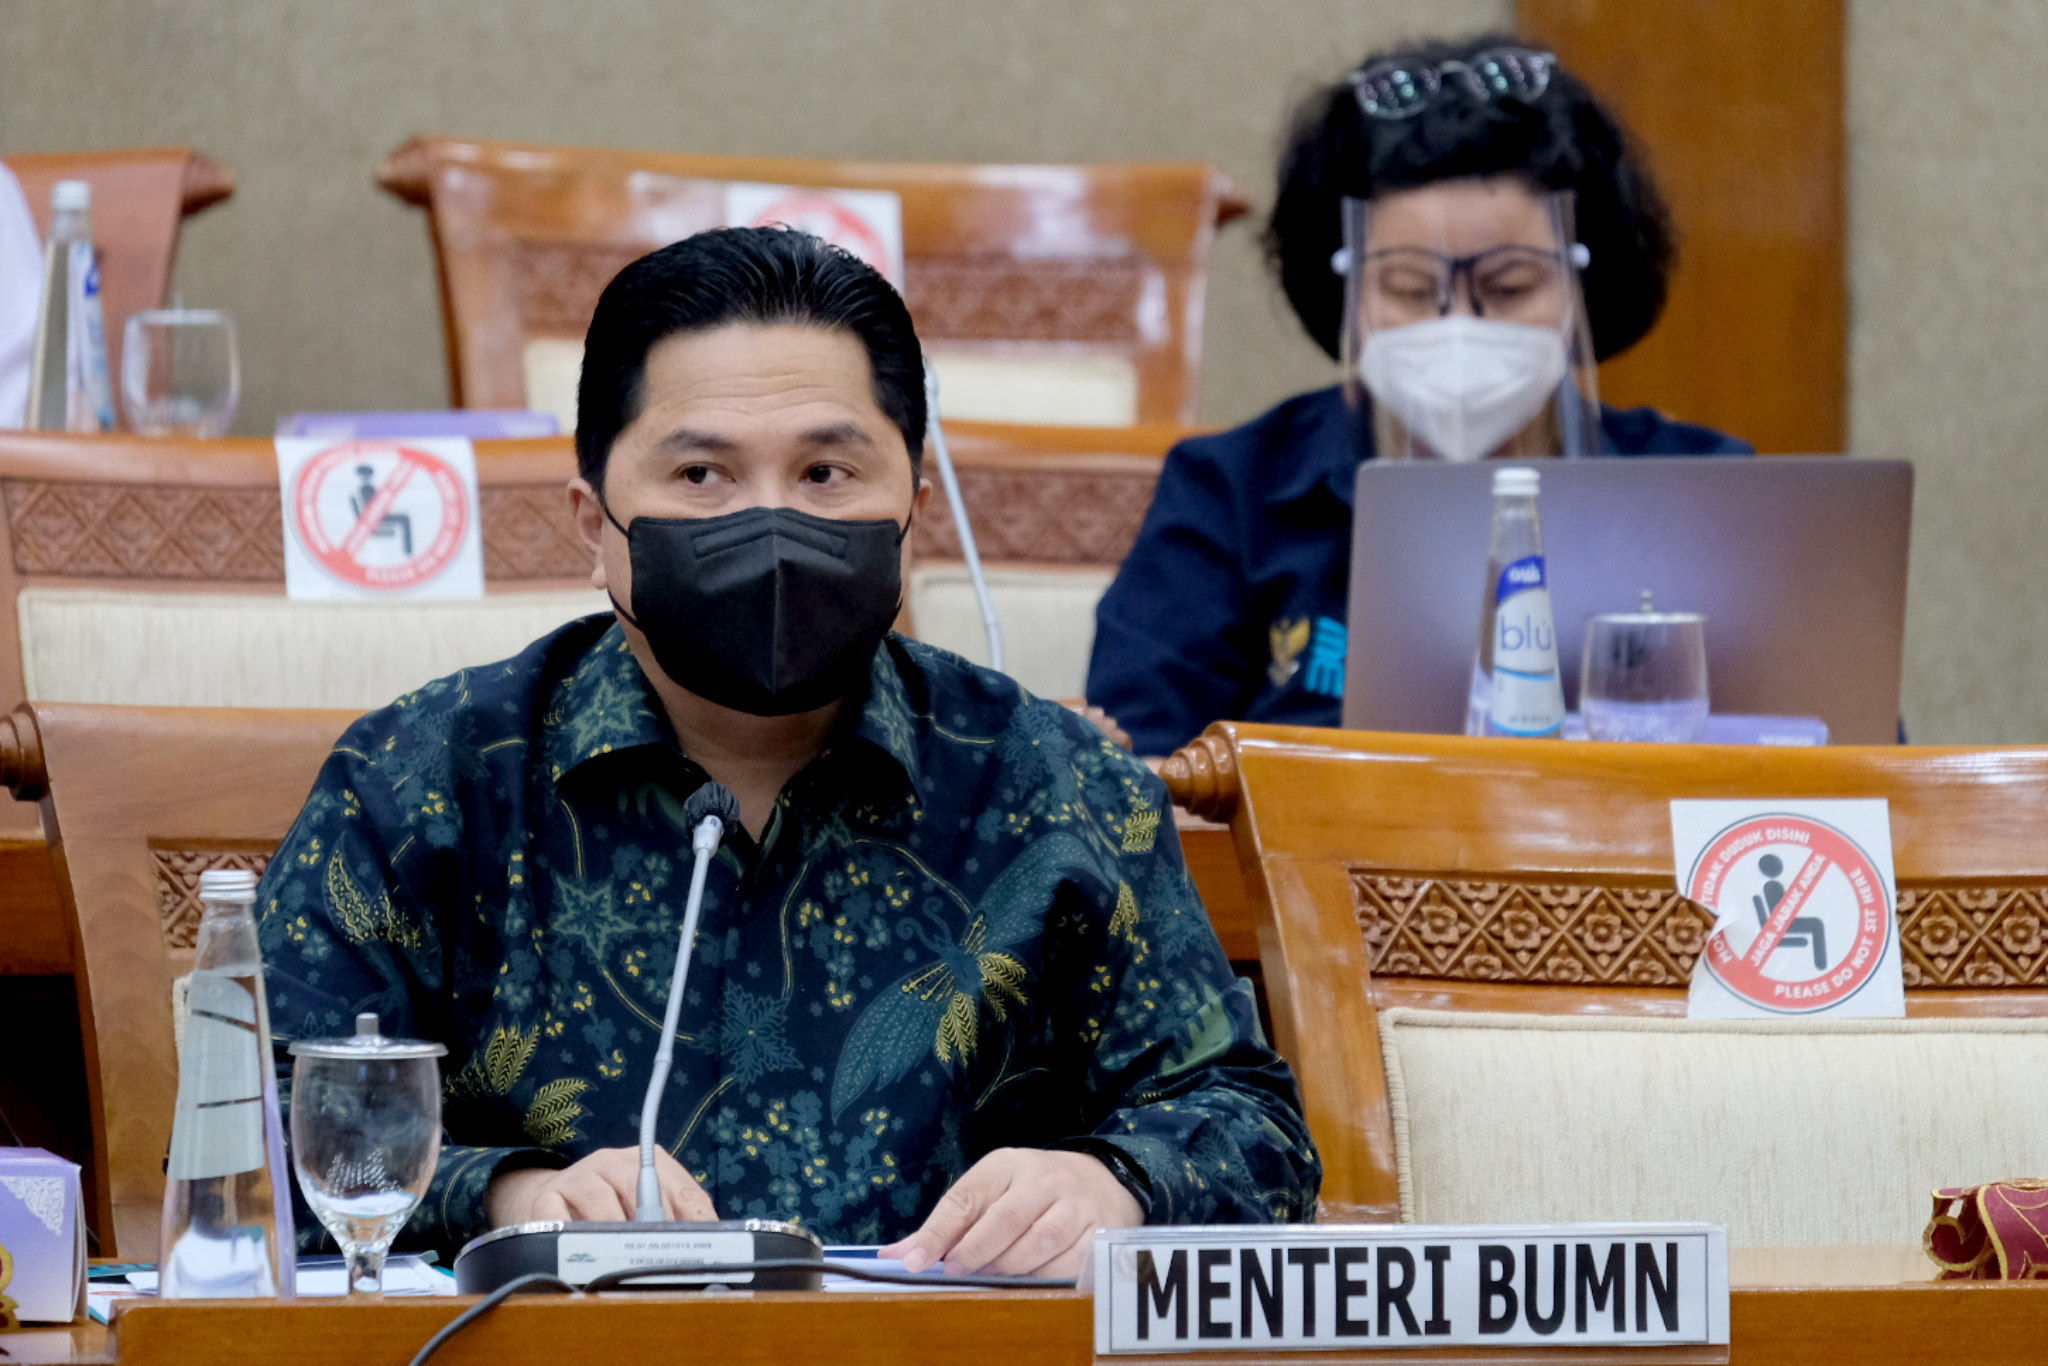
[
  {"xmin": 1350, "ymin": 47, "xmax": 1555, "ymax": 121},
  {"xmin": 1359, "ymin": 244, "xmax": 1579, "ymax": 325}
]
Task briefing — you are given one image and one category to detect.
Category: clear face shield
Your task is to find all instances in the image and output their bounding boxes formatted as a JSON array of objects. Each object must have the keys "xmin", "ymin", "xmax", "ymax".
[{"xmin": 1338, "ymin": 184, "xmax": 1600, "ymax": 461}]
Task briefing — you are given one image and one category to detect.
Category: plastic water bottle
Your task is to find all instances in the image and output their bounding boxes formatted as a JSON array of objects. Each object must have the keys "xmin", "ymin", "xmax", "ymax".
[
  {"xmin": 1464, "ymin": 466, "xmax": 1565, "ymax": 737},
  {"xmin": 159, "ymin": 869, "xmax": 296, "ymax": 1298},
  {"xmin": 25, "ymin": 179, "xmax": 114, "ymax": 433}
]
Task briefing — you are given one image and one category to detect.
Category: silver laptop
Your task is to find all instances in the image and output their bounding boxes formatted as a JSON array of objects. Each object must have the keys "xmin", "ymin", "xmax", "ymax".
[{"xmin": 1341, "ymin": 457, "xmax": 1913, "ymax": 744}]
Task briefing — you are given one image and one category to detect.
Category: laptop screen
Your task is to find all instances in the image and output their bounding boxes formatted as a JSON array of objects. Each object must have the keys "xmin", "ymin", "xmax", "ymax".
[{"xmin": 1341, "ymin": 457, "xmax": 1913, "ymax": 744}]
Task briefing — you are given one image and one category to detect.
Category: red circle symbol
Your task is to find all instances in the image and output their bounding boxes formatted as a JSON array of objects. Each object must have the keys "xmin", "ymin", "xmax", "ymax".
[
  {"xmin": 1686, "ymin": 813, "xmax": 1892, "ymax": 1014},
  {"xmin": 290, "ymin": 441, "xmax": 470, "ymax": 592},
  {"xmin": 746, "ymin": 192, "xmax": 895, "ymax": 279}
]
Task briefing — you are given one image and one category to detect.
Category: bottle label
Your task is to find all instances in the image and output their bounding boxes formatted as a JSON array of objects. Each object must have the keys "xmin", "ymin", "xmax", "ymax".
[
  {"xmin": 1487, "ymin": 554, "xmax": 1564, "ymax": 737},
  {"xmin": 165, "ymin": 969, "xmax": 268, "ymax": 1180},
  {"xmin": 64, "ymin": 243, "xmax": 113, "ymax": 433}
]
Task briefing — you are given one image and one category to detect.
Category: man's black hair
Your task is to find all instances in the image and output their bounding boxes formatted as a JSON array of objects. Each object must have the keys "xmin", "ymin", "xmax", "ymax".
[
  {"xmin": 1265, "ymin": 32, "xmax": 1676, "ymax": 363},
  {"xmin": 575, "ymin": 226, "xmax": 927, "ymax": 488}
]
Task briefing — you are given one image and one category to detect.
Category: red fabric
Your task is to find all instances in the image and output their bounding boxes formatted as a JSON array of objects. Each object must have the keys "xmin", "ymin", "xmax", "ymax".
[{"xmin": 1925, "ymin": 1180, "xmax": 2048, "ymax": 1279}]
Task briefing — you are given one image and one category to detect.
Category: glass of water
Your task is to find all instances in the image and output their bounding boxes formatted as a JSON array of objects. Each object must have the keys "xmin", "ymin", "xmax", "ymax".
[
  {"xmin": 1580, "ymin": 603, "xmax": 1710, "ymax": 742},
  {"xmin": 121, "ymin": 308, "xmax": 240, "ymax": 436},
  {"xmin": 289, "ymin": 1013, "xmax": 445, "ymax": 1295}
]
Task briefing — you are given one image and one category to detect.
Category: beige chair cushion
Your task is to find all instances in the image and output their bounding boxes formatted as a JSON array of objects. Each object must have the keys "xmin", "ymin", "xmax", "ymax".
[
  {"xmin": 907, "ymin": 564, "xmax": 1112, "ymax": 701},
  {"xmin": 1379, "ymin": 1008, "xmax": 2048, "ymax": 1247},
  {"xmin": 520, "ymin": 335, "xmax": 1139, "ymax": 431},
  {"xmin": 522, "ymin": 337, "xmax": 584, "ymax": 433},
  {"xmin": 19, "ymin": 587, "xmax": 608, "ymax": 709},
  {"xmin": 923, "ymin": 348, "xmax": 1138, "ymax": 427}
]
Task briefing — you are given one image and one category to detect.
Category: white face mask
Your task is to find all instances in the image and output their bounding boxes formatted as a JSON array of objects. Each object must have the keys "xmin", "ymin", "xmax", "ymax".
[{"xmin": 1357, "ymin": 315, "xmax": 1570, "ymax": 462}]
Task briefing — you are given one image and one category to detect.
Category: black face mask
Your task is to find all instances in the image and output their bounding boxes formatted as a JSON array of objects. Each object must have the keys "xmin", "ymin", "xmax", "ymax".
[{"xmin": 604, "ymin": 501, "xmax": 907, "ymax": 716}]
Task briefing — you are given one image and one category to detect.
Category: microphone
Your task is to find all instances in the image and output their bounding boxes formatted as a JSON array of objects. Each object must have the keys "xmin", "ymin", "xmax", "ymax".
[
  {"xmin": 923, "ymin": 363, "xmax": 1005, "ymax": 672},
  {"xmin": 452, "ymin": 779, "xmax": 824, "ymax": 1293},
  {"xmin": 634, "ymin": 781, "xmax": 740, "ymax": 1220}
]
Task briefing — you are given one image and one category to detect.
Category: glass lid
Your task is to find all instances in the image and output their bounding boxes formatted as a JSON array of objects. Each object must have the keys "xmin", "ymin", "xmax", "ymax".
[{"xmin": 288, "ymin": 1011, "xmax": 448, "ymax": 1060}]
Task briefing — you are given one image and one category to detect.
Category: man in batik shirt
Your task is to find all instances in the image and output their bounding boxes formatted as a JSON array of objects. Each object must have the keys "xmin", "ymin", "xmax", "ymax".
[{"xmin": 259, "ymin": 227, "xmax": 1320, "ymax": 1277}]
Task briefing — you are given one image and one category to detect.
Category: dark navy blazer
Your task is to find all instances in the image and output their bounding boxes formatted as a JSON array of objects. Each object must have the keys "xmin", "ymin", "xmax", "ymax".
[{"xmin": 1086, "ymin": 386, "xmax": 1753, "ymax": 755}]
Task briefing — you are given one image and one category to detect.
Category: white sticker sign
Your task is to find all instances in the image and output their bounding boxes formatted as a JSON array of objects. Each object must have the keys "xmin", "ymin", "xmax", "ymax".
[
  {"xmin": 277, "ymin": 437, "xmax": 484, "ymax": 600},
  {"xmin": 1093, "ymin": 1225, "xmax": 1728, "ymax": 1354},
  {"xmin": 555, "ymin": 1229, "xmax": 754, "ymax": 1285},
  {"xmin": 725, "ymin": 182, "xmax": 904, "ymax": 288},
  {"xmin": 1673, "ymin": 799, "xmax": 1904, "ymax": 1019}
]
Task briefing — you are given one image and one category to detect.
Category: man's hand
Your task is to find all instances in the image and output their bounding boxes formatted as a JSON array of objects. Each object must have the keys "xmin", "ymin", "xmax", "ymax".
[
  {"xmin": 486, "ymin": 1146, "xmax": 717, "ymax": 1225},
  {"xmin": 1062, "ymin": 701, "xmax": 1133, "ymax": 751},
  {"xmin": 879, "ymin": 1148, "xmax": 1143, "ymax": 1279}
]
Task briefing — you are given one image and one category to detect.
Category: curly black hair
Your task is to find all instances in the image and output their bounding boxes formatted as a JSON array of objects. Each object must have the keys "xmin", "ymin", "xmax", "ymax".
[{"xmin": 1265, "ymin": 32, "xmax": 1674, "ymax": 363}]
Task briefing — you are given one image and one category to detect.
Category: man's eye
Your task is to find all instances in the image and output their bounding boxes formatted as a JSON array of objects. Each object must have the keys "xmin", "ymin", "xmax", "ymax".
[
  {"xmin": 804, "ymin": 464, "xmax": 845, "ymax": 484},
  {"xmin": 680, "ymin": 466, "xmax": 714, "ymax": 484}
]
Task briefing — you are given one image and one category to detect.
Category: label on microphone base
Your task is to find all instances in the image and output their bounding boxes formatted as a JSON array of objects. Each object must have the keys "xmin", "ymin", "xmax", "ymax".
[{"xmin": 556, "ymin": 1230, "xmax": 755, "ymax": 1284}]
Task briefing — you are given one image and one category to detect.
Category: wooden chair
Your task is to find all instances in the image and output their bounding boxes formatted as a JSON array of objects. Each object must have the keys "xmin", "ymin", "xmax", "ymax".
[
  {"xmin": 1163, "ymin": 723, "xmax": 2048, "ymax": 1226},
  {"xmin": 1, "ymin": 700, "xmax": 355, "ymax": 1255},
  {"xmin": 0, "ymin": 430, "xmax": 599, "ymax": 722},
  {"xmin": 906, "ymin": 418, "xmax": 1188, "ymax": 702},
  {"xmin": 0, "ymin": 430, "xmax": 600, "ymax": 983},
  {"xmin": 376, "ymin": 136, "xmax": 1247, "ymax": 429},
  {"xmin": 4, "ymin": 148, "xmax": 235, "ymax": 387}
]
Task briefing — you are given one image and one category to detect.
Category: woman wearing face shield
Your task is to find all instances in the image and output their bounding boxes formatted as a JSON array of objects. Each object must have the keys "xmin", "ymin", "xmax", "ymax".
[{"xmin": 1086, "ymin": 35, "xmax": 1751, "ymax": 756}]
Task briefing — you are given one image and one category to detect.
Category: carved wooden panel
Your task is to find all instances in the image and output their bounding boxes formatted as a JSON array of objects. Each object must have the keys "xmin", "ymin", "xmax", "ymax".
[
  {"xmin": 507, "ymin": 238, "xmax": 1148, "ymax": 348},
  {"xmin": 5, "ymin": 480, "xmax": 283, "ymax": 580},
  {"xmin": 7, "ymin": 479, "xmax": 585, "ymax": 583},
  {"xmin": 1355, "ymin": 872, "xmax": 1711, "ymax": 986},
  {"xmin": 1354, "ymin": 871, "xmax": 2048, "ymax": 991},
  {"xmin": 511, "ymin": 240, "xmax": 641, "ymax": 336},
  {"xmin": 152, "ymin": 849, "xmax": 272, "ymax": 950},
  {"xmin": 904, "ymin": 257, "xmax": 1146, "ymax": 345},
  {"xmin": 479, "ymin": 485, "xmax": 588, "ymax": 580},
  {"xmin": 913, "ymin": 466, "xmax": 1158, "ymax": 565},
  {"xmin": 1895, "ymin": 887, "xmax": 2048, "ymax": 989}
]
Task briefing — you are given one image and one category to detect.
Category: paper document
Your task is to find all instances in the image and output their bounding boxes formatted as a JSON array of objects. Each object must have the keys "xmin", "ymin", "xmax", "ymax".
[{"xmin": 90, "ymin": 1254, "xmax": 454, "ymax": 1321}]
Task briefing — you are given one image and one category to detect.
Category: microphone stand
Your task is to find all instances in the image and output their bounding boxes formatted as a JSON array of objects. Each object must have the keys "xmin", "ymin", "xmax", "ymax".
[
  {"xmin": 451, "ymin": 782, "xmax": 824, "ymax": 1293},
  {"xmin": 923, "ymin": 363, "xmax": 1005, "ymax": 673},
  {"xmin": 634, "ymin": 804, "xmax": 722, "ymax": 1220}
]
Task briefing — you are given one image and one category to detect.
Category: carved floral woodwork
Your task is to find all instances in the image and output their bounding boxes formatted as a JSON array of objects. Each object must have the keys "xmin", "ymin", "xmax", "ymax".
[
  {"xmin": 912, "ymin": 467, "xmax": 1157, "ymax": 565},
  {"xmin": 5, "ymin": 479, "xmax": 585, "ymax": 583},
  {"xmin": 6, "ymin": 481, "xmax": 282, "ymax": 581},
  {"xmin": 511, "ymin": 240, "xmax": 641, "ymax": 336},
  {"xmin": 477, "ymin": 486, "xmax": 588, "ymax": 580},
  {"xmin": 1353, "ymin": 871, "xmax": 2048, "ymax": 991},
  {"xmin": 904, "ymin": 256, "xmax": 1145, "ymax": 344},
  {"xmin": 152, "ymin": 849, "xmax": 272, "ymax": 949},
  {"xmin": 507, "ymin": 239, "xmax": 1147, "ymax": 347}
]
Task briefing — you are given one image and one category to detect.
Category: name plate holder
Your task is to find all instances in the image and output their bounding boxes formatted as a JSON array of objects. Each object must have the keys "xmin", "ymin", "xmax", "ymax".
[{"xmin": 1091, "ymin": 1224, "xmax": 1729, "ymax": 1360}]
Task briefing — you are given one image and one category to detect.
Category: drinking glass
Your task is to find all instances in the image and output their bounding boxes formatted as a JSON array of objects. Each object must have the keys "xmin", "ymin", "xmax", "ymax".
[
  {"xmin": 121, "ymin": 308, "xmax": 240, "ymax": 436},
  {"xmin": 1580, "ymin": 605, "xmax": 1709, "ymax": 741},
  {"xmin": 289, "ymin": 1013, "xmax": 446, "ymax": 1296}
]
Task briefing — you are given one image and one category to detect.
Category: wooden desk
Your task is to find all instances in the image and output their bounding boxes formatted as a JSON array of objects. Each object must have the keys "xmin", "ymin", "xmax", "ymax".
[{"xmin": 12, "ymin": 1249, "xmax": 2048, "ymax": 1365}]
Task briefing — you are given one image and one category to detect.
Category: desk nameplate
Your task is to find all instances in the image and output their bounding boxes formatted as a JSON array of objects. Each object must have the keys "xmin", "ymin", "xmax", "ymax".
[{"xmin": 1092, "ymin": 1224, "xmax": 1730, "ymax": 1355}]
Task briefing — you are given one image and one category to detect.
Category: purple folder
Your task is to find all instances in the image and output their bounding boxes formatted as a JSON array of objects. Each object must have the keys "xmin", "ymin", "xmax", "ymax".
[
  {"xmin": 1559, "ymin": 713, "xmax": 1830, "ymax": 745},
  {"xmin": 276, "ymin": 410, "xmax": 561, "ymax": 440}
]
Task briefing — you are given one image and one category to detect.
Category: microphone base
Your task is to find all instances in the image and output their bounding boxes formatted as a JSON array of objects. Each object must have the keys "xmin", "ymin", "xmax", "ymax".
[{"xmin": 453, "ymin": 1218, "xmax": 824, "ymax": 1294}]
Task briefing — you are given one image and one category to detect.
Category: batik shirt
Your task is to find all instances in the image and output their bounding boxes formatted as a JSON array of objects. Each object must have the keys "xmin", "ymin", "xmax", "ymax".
[{"xmin": 259, "ymin": 616, "xmax": 1320, "ymax": 1255}]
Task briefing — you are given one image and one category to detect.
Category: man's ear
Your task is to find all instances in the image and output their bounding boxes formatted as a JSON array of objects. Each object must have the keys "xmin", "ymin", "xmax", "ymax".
[
  {"xmin": 896, "ymin": 478, "xmax": 934, "ymax": 601},
  {"xmin": 567, "ymin": 475, "xmax": 609, "ymax": 592}
]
